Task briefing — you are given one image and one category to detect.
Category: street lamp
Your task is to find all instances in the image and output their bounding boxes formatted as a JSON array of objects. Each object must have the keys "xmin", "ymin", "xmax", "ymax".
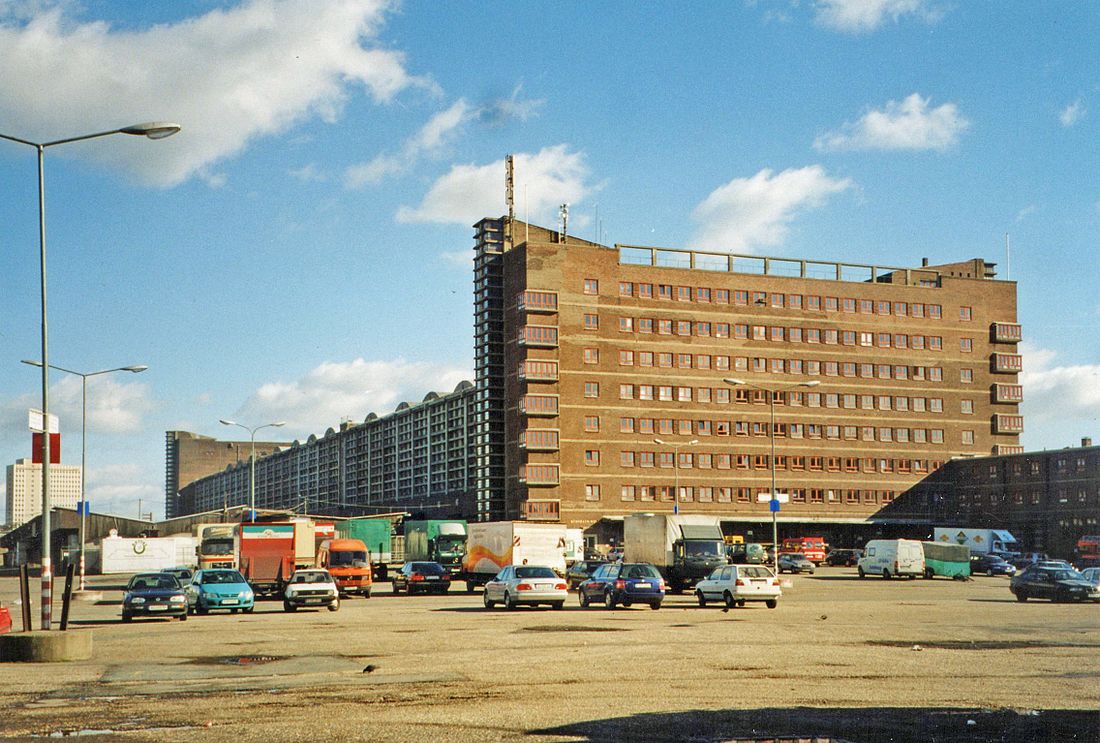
[
  {"xmin": 724, "ymin": 377, "xmax": 820, "ymax": 575},
  {"xmin": 1, "ymin": 121, "xmax": 180, "ymax": 630},
  {"xmin": 653, "ymin": 438, "xmax": 699, "ymax": 514},
  {"xmin": 219, "ymin": 420, "xmax": 286, "ymax": 522},
  {"xmin": 20, "ymin": 360, "xmax": 148, "ymax": 591}
]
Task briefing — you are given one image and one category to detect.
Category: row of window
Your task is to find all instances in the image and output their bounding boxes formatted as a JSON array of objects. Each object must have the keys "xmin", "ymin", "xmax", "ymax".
[
  {"xmin": 957, "ymin": 488, "xmax": 1100, "ymax": 506},
  {"xmin": 594, "ymin": 450, "xmax": 946, "ymax": 472},
  {"xmin": 611, "ymin": 385, "xmax": 955, "ymax": 413},
  {"xmin": 585, "ymin": 278, "xmax": 947, "ymax": 320},
  {"xmin": 584, "ymin": 483, "xmax": 898, "ymax": 505}
]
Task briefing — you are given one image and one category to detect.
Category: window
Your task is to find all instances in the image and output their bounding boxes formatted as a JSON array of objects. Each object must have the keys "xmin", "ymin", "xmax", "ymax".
[
  {"xmin": 789, "ymin": 327, "xmax": 803, "ymax": 343},
  {"xmin": 960, "ymin": 337, "xmax": 973, "ymax": 352},
  {"xmin": 696, "ymin": 322, "xmax": 711, "ymax": 337},
  {"xmin": 584, "ymin": 416, "xmax": 600, "ymax": 432},
  {"xmin": 961, "ymin": 368, "xmax": 973, "ymax": 383},
  {"xmin": 583, "ymin": 278, "xmax": 598, "ymax": 295},
  {"xmin": 842, "ymin": 298, "xmax": 856, "ymax": 313},
  {"xmin": 658, "ymin": 452, "xmax": 674, "ymax": 468},
  {"xmin": 639, "ymin": 385, "xmax": 654, "ymax": 401},
  {"xmin": 619, "ymin": 282, "xmax": 633, "ymax": 297},
  {"xmin": 619, "ymin": 350, "xmax": 634, "ymax": 366},
  {"xmin": 621, "ymin": 485, "xmax": 636, "ymax": 501},
  {"xmin": 620, "ymin": 451, "xmax": 635, "ymax": 467},
  {"xmin": 585, "ymin": 484, "xmax": 601, "ymax": 501},
  {"xmin": 677, "ymin": 320, "xmax": 692, "ymax": 335},
  {"xmin": 696, "ymin": 287, "xmax": 711, "ymax": 302},
  {"xmin": 928, "ymin": 304, "xmax": 942, "ymax": 319},
  {"xmin": 658, "ymin": 284, "xmax": 673, "ymax": 300},
  {"xmin": 960, "ymin": 306, "xmax": 972, "ymax": 321},
  {"xmin": 658, "ymin": 320, "xmax": 672, "ymax": 334},
  {"xmin": 696, "ymin": 354, "xmax": 711, "ymax": 370},
  {"xmin": 715, "ymin": 289, "xmax": 729, "ymax": 304},
  {"xmin": 734, "ymin": 290, "xmax": 749, "ymax": 305},
  {"xmin": 638, "ymin": 351, "xmax": 653, "ymax": 367},
  {"xmin": 658, "ymin": 386, "xmax": 673, "ymax": 401},
  {"xmin": 638, "ymin": 283, "xmax": 653, "ymax": 298},
  {"xmin": 584, "ymin": 382, "xmax": 599, "ymax": 398},
  {"xmin": 620, "ymin": 417, "xmax": 634, "ymax": 433},
  {"xmin": 619, "ymin": 384, "xmax": 634, "ymax": 400},
  {"xmin": 585, "ymin": 450, "xmax": 600, "ymax": 466},
  {"xmin": 677, "ymin": 387, "xmax": 692, "ymax": 402},
  {"xmin": 961, "ymin": 430, "xmax": 975, "ymax": 445},
  {"xmin": 697, "ymin": 388, "xmax": 711, "ymax": 403},
  {"xmin": 715, "ymin": 323, "xmax": 730, "ymax": 338},
  {"xmin": 788, "ymin": 294, "xmax": 802, "ymax": 309},
  {"xmin": 638, "ymin": 318, "xmax": 653, "ymax": 333},
  {"xmin": 583, "ymin": 348, "xmax": 599, "ymax": 364},
  {"xmin": 619, "ymin": 317, "xmax": 634, "ymax": 332},
  {"xmin": 583, "ymin": 313, "xmax": 599, "ymax": 330},
  {"xmin": 677, "ymin": 286, "xmax": 692, "ymax": 301},
  {"xmin": 961, "ymin": 400, "xmax": 974, "ymax": 414},
  {"xmin": 911, "ymin": 303, "xmax": 924, "ymax": 318}
]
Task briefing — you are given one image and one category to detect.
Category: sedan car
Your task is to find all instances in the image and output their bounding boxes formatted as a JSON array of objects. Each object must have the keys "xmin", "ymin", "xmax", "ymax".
[
  {"xmin": 1080, "ymin": 567, "xmax": 1100, "ymax": 588},
  {"xmin": 284, "ymin": 569, "xmax": 340, "ymax": 612},
  {"xmin": 392, "ymin": 562, "xmax": 452, "ymax": 594},
  {"xmin": 1010, "ymin": 566, "xmax": 1100, "ymax": 603},
  {"xmin": 695, "ymin": 564, "xmax": 781, "ymax": 609},
  {"xmin": 122, "ymin": 573, "xmax": 188, "ymax": 622},
  {"xmin": 970, "ymin": 554, "xmax": 1016, "ymax": 576},
  {"xmin": 185, "ymin": 569, "xmax": 254, "ymax": 614},
  {"xmin": 483, "ymin": 565, "xmax": 568, "ymax": 610},
  {"xmin": 824, "ymin": 549, "xmax": 862, "ymax": 567},
  {"xmin": 777, "ymin": 553, "xmax": 815, "ymax": 574},
  {"xmin": 565, "ymin": 560, "xmax": 607, "ymax": 589},
  {"xmin": 578, "ymin": 562, "xmax": 665, "ymax": 610}
]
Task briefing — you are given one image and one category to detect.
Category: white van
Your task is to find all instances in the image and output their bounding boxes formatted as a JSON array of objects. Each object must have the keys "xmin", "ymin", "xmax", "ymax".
[{"xmin": 857, "ymin": 539, "xmax": 925, "ymax": 579}]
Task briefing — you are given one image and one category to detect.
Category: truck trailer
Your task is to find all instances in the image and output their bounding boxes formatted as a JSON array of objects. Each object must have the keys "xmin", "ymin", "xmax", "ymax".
[
  {"xmin": 933, "ymin": 528, "xmax": 1019, "ymax": 557},
  {"xmin": 921, "ymin": 541, "xmax": 970, "ymax": 579},
  {"xmin": 461, "ymin": 521, "xmax": 568, "ymax": 591},
  {"xmin": 403, "ymin": 520, "xmax": 467, "ymax": 575},
  {"xmin": 237, "ymin": 521, "xmax": 315, "ymax": 596},
  {"xmin": 623, "ymin": 514, "xmax": 727, "ymax": 592},
  {"xmin": 336, "ymin": 517, "xmax": 394, "ymax": 580}
]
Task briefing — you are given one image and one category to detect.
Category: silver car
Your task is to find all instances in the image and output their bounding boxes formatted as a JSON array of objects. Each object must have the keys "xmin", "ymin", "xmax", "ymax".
[
  {"xmin": 695, "ymin": 564, "xmax": 781, "ymax": 609},
  {"xmin": 483, "ymin": 565, "xmax": 567, "ymax": 610},
  {"xmin": 1080, "ymin": 567, "xmax": 1100, "ymax": 588}
]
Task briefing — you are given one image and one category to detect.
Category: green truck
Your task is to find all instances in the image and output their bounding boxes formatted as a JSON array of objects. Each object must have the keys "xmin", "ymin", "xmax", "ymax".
[
  {"xmin": 336, "ymin": 518, "xmax": 394, "ymax": 580},
  {"xmin": 404, "ymin": 520, "xmax": 468, "ymax": 575},
  {"xmin": 921, "ymin": 541, "xmax": 970, "ymax": 579}
]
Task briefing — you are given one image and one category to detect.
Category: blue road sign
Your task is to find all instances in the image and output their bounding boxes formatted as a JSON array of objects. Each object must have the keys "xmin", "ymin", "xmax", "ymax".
[{"xmin": 769, "ymin": 499, "xmax": 780, "ymax": 513}]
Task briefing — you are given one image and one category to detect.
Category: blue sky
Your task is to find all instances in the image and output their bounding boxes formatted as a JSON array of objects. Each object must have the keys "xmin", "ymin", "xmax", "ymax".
[{"xmin": 1, "ymin": 0, "xmax": 1098, "ymax": 522}]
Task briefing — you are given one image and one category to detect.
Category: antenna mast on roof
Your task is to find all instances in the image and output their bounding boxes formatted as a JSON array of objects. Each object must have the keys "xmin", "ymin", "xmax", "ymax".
[
  {"xmin": 505, "ymin": 154, "xmax": 515, "ymax": 247},
  {"xmin": 559, "ymin": 203, "xmax": 569, "ymax": 244}
]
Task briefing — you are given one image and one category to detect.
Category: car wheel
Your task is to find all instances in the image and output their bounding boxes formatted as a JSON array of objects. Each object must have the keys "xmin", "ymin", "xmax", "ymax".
[
  {"xmin": 924, "ymin": 568, "xmax": 934, "ymax": 579},
  {"xmin": 858, "ymin": 567, "xmax": 866, "ymax": 578},
  {"xmin": 196, "ymin": 603, "xmax": 209, "ymax": 615},
  {"xmin": 1015, "ymin": 592, "xmax": 1028, "ymax": 602},
  {"xmin": 765, "ymin": 599, "xmax": 778, "ymax": 609},
  {"xmin": 179, "ymin": 612, "xmax": 187, "ymax": 622},
  {"xmin": 988, "ymin": 569, "xmax": 996, "ymax": 577},
  {"xmin": 696, "ymin": 591, "xmax": 706, "ymax": 607},
  {"xmin": 327, "ymin": 599, "xmax": 340, "ymax": 612},
  {"xmin": 737, "ymin": 600, "xmax": 746, "ymax": 607},
  {"xmin": 723, "ymin": 591, "xmax": 735, "ymax": 609},
  {"xmin": 579, "ymin": 590, "xmax": 590, "ymax": 608},
  {"xmin": 882, "ymin": 569, "xmax": 891, "ymax": 580},
  {"xmin": 121, "ymin": 613, "xmax": 132, "ymax": 623},
  {"xmin": 231, "ymin": 608, "xmax": 238, "ymax": 614},
  {"xmin": 622, "ymin": 601, "xmax": 632, "ymax": 608},
  {"xmin": 483, "ymin": 591, "xmax": 495, "ymax": 609},
  {"xmin": 392, "ymin": 581, "xmax": 400, "ymax": 594},
  {"xmin": 603, "ymin": 591, "xmax": 616, "ymax": 610},
  {"xmin": 243, "ymin": 606, "xmax": 254, "ymax": 614},
  {"xmin": 551, "ymin": 601, "xmax": 564, "ymax": 610},
  {"xmin": 504, "ymin": 591, "xmax": 516, "ymax": 610},
  {"xmin": 283, "ymin": 600, "xmax": 296, "ymax": 612},
  {"xmin": 650, "ymin": 602, "xmax": 661, "ymax": 610}
]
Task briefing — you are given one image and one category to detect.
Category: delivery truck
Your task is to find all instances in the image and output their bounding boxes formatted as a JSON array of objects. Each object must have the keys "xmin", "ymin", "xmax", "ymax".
[
  {"xmin": 336, "ymin": 517, "xmax": 394, "ymax": 580},
  {"xmin": 461, "ymin": 521, "xmax": 569, "ymax": 591},
  {"xmin": 403, "ymin": 520, "xmax": 467, "ymax": 575},
  {"xmin": 237, "ymin": 521, "xmax": 315, "ymax": 596},
  {"xmin": 623, "ymin": 514, "xmax": 727, "ymax": 592},
  {"xmin": 933, "ymin": 528, "xmax": 1019, "ymax": 557},
  {"xmin": 316, "ymin": 538, "xmax": 373, "ymax": 597},
  {"xmin": 195, "ymin": 523, "xmax": 237, "ymax": 570}
]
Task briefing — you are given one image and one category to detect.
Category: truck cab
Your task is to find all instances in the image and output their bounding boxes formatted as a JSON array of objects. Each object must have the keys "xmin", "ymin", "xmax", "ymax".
[
  {"xmin": 317, "ymin": 538, "xmax": 373, "ymax": 597},
  {"xmin": 671, "ymin": 528, "xmax": 728, "ymax": 591}
]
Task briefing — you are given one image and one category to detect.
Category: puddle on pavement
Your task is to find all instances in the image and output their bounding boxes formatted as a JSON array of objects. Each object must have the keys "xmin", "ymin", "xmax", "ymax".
[
  {"xmin": 188, "ymin": 655, "xmax": 285, "ymax": 666},
  {"xmin": 867, "ymin": 640, "xmax": 1100, "ymax": 650},
  {"xmin": 520, "ymin": 625, "xmax": 630, "ymax": 633}
]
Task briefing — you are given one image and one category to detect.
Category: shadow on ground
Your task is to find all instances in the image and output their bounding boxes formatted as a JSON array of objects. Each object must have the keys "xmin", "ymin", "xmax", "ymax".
[{"xmin": 529, "ymin": 707, "xmax": 1100, "ymax": 743}]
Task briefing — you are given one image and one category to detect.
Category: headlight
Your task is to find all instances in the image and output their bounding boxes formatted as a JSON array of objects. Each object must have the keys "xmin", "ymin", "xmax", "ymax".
[
  {"xmin": 240, "ymin": 591, "xmax": 253, "ymax": 599},
  {"xmin": 170, "ymin": 595, "xmax": 185, "ymax": 603},
  {"xmin": 130, "ymin": 597, "xmax": 146, "ymax": 604}
]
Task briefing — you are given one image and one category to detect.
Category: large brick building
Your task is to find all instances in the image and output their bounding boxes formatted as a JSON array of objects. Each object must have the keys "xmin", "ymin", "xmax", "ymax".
[
  {"xmin": 164, "ymin": 431, "xmax": 290, "ymax": 518},
  {"xmin": 473, "ymin": 217, "xmax": 1023, "ymax": 537}
]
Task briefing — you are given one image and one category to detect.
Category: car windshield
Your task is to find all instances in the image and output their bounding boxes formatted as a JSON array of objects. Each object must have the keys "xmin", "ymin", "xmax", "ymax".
[
  {"xmin": 412, "ymin": 563, "xmax": 446, "ymax": 575},
  {"xmin": 330, "ymin": 550, "xmax": 369, "ymax": 567},
  {"xmin": 130, "ymin": 575, "xmax": 179, "ymax": 590},
  {"xmin": 515, "ymin": 566, "xmax": 557, "ymax": 579},
  {"xmin": 623, "ymin": 565, "xmax": 660, "ymax": 579},
  {"xmin": 292, "ymin": 572, "xmax": 330, "ymax": 583},
  {"xmin": 742, "ymin": 567, "xmax": 773, "ymax": 578},
  {"xmin": 205, "ymin": 570, "xmax": 245, "ymax": 584},
  {"xmin": 202, "ymin": 538, "xmax": 234, "ymax": 555},
  {"xmin": 685, "ymin": 540, "xmax": 725, "ymax": 559}
]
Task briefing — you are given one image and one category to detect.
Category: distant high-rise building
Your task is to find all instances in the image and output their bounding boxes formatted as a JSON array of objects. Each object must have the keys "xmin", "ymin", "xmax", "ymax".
[
  {"xmin": 5, "ymin": 458, "xmax": 82, "ymax": 529},
  {"xmin": 164, "ymin": 431, "xmax": 290, "ymax": 518}
]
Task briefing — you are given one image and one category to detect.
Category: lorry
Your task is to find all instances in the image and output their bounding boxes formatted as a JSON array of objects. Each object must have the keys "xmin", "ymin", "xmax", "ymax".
[
  {"xmin": 623, "ymin": 514, "xmax": 728, "ymax": 592},
  {"xmin": 316, "ymin": 538, "xmax": 373, "ymax": 597},
  {"xmin": 336, "ymin": 517, "xmax": 394, "ymax": 580},
  {"xmin": 403, "ymin": 520, "xmax": 467, "ymax": 575},
  {"xmin": 781, "ymin": 536, "xmax": 827, "ymax": 564},
  {"xmin": 920, "ymin": 541, "xmax": 970, "ymax": 579},
  {"xmin": 461, "ymin": 521, "xmax": 569, "ymax": 591},
  {"xmin": 857, "ymin": 539, "xmax": 925, "ymax": 579},
  {"xmin": 933, "ymin": 528, "xmax": 1019, "ymax": 557},
  {"xmin": 196, "ymin": 523, "xmax": 237, "ymax": 570},
  {"xmin": 101, "ymin": 535, "xmax": 198, "ymax": 574},
  {"xmin": 237, "ymin": 520, "xmax": 315, "ymax": 596}
]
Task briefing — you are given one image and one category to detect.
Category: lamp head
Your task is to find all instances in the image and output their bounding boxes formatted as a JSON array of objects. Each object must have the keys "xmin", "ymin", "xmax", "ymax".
[
  {"xmin": 21, "ymin": 359, "xmax": 43, "ymax": 368},
  {"xmin": 124, "ymin": 365, "xmax": 149, "ymax": 373},
  {"xmin": 723, "ymin": 377, "xmax": 746, "ymax": 386},
  {"xmin": 800, "ymin": 381, "xmax": 821, "ymax": 388},
  {"xmin": 120, "ymin": 122, "xmax": 181, "ymax": 140},
  {"xmin": 219, "ymin": 419, "xmax": 237, "ymax": 427}
]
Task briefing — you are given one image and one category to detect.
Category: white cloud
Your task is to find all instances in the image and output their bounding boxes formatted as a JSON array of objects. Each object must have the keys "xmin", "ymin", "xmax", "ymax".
[
  {"xmin": 231, "ymin": 357, "xmax": 471, "ymax": 438},
  {"xmin": 690, "ymin": 165, "xmax": 852, "ymax": 252},
  {"xmin": 476, "ymin": 84, "xmax": 544, "ymax": 127},
  {"xmin": 397, "ymin": 145, "xmax": 594, "ymax": 225},
  {"xmin": 1020, "ymin": 344, "xmax": 1100, "ymax": 428},
  {"xmin": 1015, "ymin": 204, "xmax": 1037, "ymax": 222},
  {"xmin": 288, "ymin": 163, "xmax": 327, "ymax": 182},
  {"xmin": 815, "ymin": 93, "xmax": 969, "ymax": 152},
  {"xmin": 814, "ymin": 0, "xmax": 938, "ymax": 34},
  {"xmin": 440, "ymin": 250, "xmax": 472, "ymax": 267},
  {"xmin": 1060, "ymin": 98, "xmax": 1086, "ymax": 127},
  {"xmin": 0, "ymin": 0, "xmax": 432, "ymax": 188}
]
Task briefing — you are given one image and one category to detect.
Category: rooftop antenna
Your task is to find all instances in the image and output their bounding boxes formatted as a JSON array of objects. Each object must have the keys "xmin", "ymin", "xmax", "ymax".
[
  {"xmin": 505, "ymin": 154, "xmax": 514, "ymax": 246},
  {"xmin": 559, "ymin": 203, "xmax": 569, "ymax": 244}
]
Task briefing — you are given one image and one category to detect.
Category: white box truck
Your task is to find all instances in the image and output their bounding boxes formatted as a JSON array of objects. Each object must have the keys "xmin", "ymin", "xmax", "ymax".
[
  {"xmin": 933, "ymin": 528, "xmax": 1018, "ymax": 557},
  {"xmin": 623, "ymin": 514, "xmax": 727, "ymax": 592},
  {"xmin": 857, "ymin": 539, "xmax": 925, "ymax": 579},
  {"xmin": 100, "ymin": 535, "xmax": 198, "ymax": 574},
  {"xmin": 564, "ymin": 528, "xmax": 585, "ymax": 565},
  {"xmin": 461, "ymin": 522, "xmax": 568, "ymax": 591}
]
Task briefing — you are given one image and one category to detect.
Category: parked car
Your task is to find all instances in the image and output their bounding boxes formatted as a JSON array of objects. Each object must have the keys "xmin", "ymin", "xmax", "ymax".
[
  {"xmin": 163, "ymin": 567, "xmax": 193, "ymax": 586},
  {"xmin": 0, "ymin": 600, "xmax": 11, "ymax": 635},
  {"xmin": 776, "ymin": 553, "xmax": 815, "ymax": 574},
  {"xmin": 482, "ymin": 565, "xmax": 568, "ymax": 610},
  {"xmin": 184, "ymin": 569, "xmax": 254, "ymax": 614},
  {"xmin": 1077, "ymin": 567, "xmax": 1100, "ymax": 588},
  {"xmin": 695, "ymin": 564, "xmax": 781, "ymax": 609},
  {"xmin": 1010, "ymin": 566, "xmax": 1100, "ymax": 603},
  {"xmin": 121, "ymin": 573, "xmax": 188, "ymax": 622},
  {"xmin": 392, "ymin": 561, "xmax": 452, "ymax": 594},
  {"xmin": 824, "ymin": 549, "xmax": 863, "ymax": 567},
  {"xmin": 970, "ymin": 554, "xmax": 1016, "ymax": 577},
  {"xmin": 578, "ymin": 562, "xmax": 665, "ymax": 610},
  {"xmin": 283, "ymin": 569, "xmax": 340, "ymax": 612},
  {"xmin": 565, "ymin": 560, "xmax": 607, "ymax": 589}
]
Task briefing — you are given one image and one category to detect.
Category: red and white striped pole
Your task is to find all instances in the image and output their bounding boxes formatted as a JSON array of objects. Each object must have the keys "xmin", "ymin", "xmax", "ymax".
[{"xmin": 41, "ymin": 557, "xmax": 52, "ymax": 630}]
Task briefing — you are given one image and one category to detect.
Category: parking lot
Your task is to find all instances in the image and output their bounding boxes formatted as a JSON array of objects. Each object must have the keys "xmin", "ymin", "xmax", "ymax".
[{"xmin": 2, "ymin": 568, "xmax": 1099, "ymax": 742}]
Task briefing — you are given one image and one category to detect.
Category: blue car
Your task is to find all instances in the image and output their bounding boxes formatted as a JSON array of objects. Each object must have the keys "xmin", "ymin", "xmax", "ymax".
[
  {"xmin": 122, "ymin": 573, "xmax": 188, "ymax": 622},
  {"xmin": 577, "ymin": 562, "xmax": 665, "ymax": 610},
  {"xmin": 184, "ymin": 569, "xmax": 255, "ymax": 614}
]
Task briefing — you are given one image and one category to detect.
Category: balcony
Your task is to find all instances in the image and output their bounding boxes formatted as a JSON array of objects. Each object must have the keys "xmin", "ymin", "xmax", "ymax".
[
  {"xmin": 520, "ymin": 465, "xmax": 560, "ymax": 486},
  {"xmin": 992, "ymin": 383, "xmax": 1023, "ymax": 404},
  {"xmin": 519, "ymin": 360, "xmax": 559, "ymax": 382},
  {"xmin": 991, "ymin": 322, "xmax": 1022, "ymax": 343},
  {"xmin": 518, "ymin": 290, "xmax": 558, "ymax": 313},
  {"xmin": 993, "ymin": 414, "xmax": 1024, "ymax": 434},
  {"xmin": 993, "ymin": 444, "xmax": 1025, "ymax": 455},
  {"xmin": 524, "ymin": 499, "xmax": 561, "ymax": 520},
  {"xmin": 991, "ymin": 353, "xmax": 1022, "ymax": 374},
  {"xmin": 518, "ymin": 325, "xmax": 559, "ymax": 348},
  {"xmin": 520, "ymin": 394, "xmax": 559, "ymax": 417},
  {"xmin": 519, "ymin": 429, "xmax": 560, "ymax": 451}
]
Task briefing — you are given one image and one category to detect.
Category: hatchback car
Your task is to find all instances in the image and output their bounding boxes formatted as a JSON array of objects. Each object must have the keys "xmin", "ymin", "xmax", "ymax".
[
  {"xmin": 122, "ymin": 573, "xmax": 188, "ymax": 622},
  {"xmin": 163, "ymin": 567, "xmax": 193, "ymax": 586},
  {"xmin": 824, "ymin": 549, "xmax": 862, "ymax": 567},
  {"xmin": 578, "ymin": 562, "xmax": 665, "ymax": 610},
  {"xmin": 185, "ymin": 569, "xmax": 254, "ymax": 614},
  {"xmin": 695, "ymin": 564, "xmax": 781, "ymax": 609},
  {"xmin": 483, "ymin": 565, "xmax": 568, "ymax": 610},
  {"xmin": 970, "ymin": 553, "xmax": 1016, "ymax": 576},
  {"xmin": 392, "ymin": 561, "xmax": 452, "ymax": 594},
  {"xmin": 565, "ymin": 560, "xmax": 607, "ymax": 589},
  {"xmin": 1010, "ymin": 566, "xmax": 1100, "ymax": 603},
  {"xmin": 284, "ymin": 569, "xmax": 340, "ymax": 612},
  {"xmin": 777, "ymin": 553, "xmax": 815, "ymax": 574}
]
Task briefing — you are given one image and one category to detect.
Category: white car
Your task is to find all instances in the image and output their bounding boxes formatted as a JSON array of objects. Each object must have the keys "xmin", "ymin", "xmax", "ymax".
[
  {"xmin": 695, "ymin": 564, "xmax": 781, "ymax": 609},
  {"xmin": 483, "ymin": 565, "xmax": 568, "ymax": 610},
  {"xmin": 283, "ymin": 569, "xmax": 340, "ymax": 612}
]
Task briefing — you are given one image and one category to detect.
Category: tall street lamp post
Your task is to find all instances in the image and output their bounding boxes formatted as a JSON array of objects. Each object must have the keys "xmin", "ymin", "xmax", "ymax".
[
  {"xmin": 724, "ymin": 378, "xmax": 819, "ymax": 575},
  {"xmin": 21, "ymin": 360, "xmax": 148, "ymax": 590},
  {"xmin": 653, "ymin": 438, "xmax": 698, "ymax": 514},
  {"xmin": 219, "ymin": 420, "xmax": 286, "ymax": 522},
  {"xmin": 1, "ymin": 122, "xmax": 180, "ymax": 630}
]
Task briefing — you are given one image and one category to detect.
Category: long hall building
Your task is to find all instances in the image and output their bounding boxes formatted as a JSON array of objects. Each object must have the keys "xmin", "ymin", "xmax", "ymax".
[{"xmin": 473, "ymin": 218, "xmax": 1024, "ymax": 534}]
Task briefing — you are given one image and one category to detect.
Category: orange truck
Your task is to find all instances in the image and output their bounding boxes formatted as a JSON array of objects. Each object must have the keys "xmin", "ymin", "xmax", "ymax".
[
  {"xmin": 781, "ymin": 536, "xmax": 827, "ymax": 564},
  {"xmin": 316, "ymin": 538, "xmax": 373, "ymax": 597}
]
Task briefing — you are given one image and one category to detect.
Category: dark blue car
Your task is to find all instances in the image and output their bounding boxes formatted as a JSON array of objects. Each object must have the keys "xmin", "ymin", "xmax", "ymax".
[
  {"xmin": 122, "ymin": 573, "xmax": 188, "ymax": 622},
  {"xmin": 578, "ymin": 562, "xmax": 665, "ymax": 610}
]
